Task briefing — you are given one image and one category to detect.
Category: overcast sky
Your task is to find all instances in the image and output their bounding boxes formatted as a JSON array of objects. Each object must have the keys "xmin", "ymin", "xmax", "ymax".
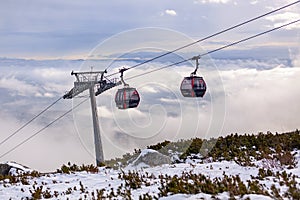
[
  {"xmin": 0, "ymin": 0, "xmax": 300, "ymax": 171},
  {"xmin": 0, "ymin": 0, "xmax": 299, "ymax": 59}
]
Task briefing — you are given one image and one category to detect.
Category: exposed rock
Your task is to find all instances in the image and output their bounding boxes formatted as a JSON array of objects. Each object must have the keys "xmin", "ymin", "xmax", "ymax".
[
  {"xmin": 6, "ymin": 162, "xmax": 33, "ymax": 176},
  {"xmin": 130, "ymin": 149, "xmax": 171, "ymax": 168},
  {"xmin": 0, "ymin": 164, "xmax": 12, "ymax": 176},
  {"xmin": 0, "ymin": 162, "xmax": 33, "ymax": 176}
]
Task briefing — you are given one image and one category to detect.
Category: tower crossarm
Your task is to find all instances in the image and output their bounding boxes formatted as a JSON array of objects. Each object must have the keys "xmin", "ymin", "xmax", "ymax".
[
  {"xmin": 63, "ymin": 82, "xmax": 95, "ymax": 99},
  {"xmin": 95, "ymin": 79, "xmax": 122, "ymax": 96},
  {"xmin": 71, "ymin": 70, "xmax": 106, "ymax": 83},
  {"xmin": 63, "ymin": 70, "xmax": 120, "ymax": 99},
  {"xmin": 63, "ymin": 70, "xmax": 105, "ymax": 99}
]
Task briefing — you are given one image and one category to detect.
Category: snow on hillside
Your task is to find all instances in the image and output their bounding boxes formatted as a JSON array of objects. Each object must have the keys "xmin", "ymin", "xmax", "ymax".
[{"xmin": 0, "ymin": 150, "xmax": 299, "ymax": 199}]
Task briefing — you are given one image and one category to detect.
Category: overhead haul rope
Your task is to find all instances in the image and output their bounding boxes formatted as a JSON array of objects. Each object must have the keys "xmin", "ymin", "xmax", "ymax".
[
  {"xmin": 0, "ymin": 98, "xmax": 88, "ymax": 159},
  {"xmin": 0, "ymin": 96, "xmax": 63, "ymax": 147},
  {"xmin": 104, "ymin": 0, "xmax": 300, "ymax": 74},
  {"xmin": 125, "ymin": 19, "xmax": 300, "ymax": 80}
]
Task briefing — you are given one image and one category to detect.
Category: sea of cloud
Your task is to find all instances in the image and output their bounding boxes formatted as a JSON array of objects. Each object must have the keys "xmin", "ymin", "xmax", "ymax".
[{"xmin": 0, "ymin": 53, "xmax": 299, "ymax": 171}]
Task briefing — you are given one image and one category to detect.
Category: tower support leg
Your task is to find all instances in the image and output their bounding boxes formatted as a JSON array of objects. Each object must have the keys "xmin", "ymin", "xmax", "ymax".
[{"xmin": 89, "ymin": 86, "xmax": 104, "ymax": 166}]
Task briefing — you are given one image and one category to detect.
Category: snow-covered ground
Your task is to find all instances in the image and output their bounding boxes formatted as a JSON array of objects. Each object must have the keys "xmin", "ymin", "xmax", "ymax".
[{"xmin": 0, "ymin": 150, "xmax": 299, "ymax": 199}]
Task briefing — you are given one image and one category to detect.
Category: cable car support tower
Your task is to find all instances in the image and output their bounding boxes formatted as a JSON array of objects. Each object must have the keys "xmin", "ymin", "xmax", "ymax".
[{"xmin": 63, "ymin": 69, "xmax": 120, "ymax": 166}]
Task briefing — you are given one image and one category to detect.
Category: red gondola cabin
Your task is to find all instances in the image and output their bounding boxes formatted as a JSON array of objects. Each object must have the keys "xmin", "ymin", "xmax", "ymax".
[
  {"xmin": 115, "ymin": 87, "xmax": 140, "ymax": 109},
  {"xmin": 180, "ymin": 76, "xmax": 206, "ymax": 97}
]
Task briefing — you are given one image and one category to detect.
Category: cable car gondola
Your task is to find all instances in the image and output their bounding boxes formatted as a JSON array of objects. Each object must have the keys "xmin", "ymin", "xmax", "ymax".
[
  {"xmin": 180, "ymin": 76, "xmax": 206, "ymax": 97},
  {"xmin": 115, "ymin": 68, "xmax": 140, "ymax": 109},
  {"xmin": 115, "ymin": 87, "xmax": 140, "ymax": 109},
  {"xmin": 180, "ymin": 55, "xmax": 207, "ymax": 98}
]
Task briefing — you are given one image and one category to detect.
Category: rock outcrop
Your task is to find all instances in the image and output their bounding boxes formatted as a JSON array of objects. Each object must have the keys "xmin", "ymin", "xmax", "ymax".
[
  {"xmin": 0, "ymin": 164, "xmax": 12, "ymax": 176},
  {"xmin": 130, "ymin": 149, "xmax": 171, "ymax": 168},
  {"xmin": 0, "ymin": 162, "xmax": 33, "ymax": 176}
]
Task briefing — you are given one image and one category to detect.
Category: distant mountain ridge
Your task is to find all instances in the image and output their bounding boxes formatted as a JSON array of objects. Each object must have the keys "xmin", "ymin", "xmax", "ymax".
[{"xmin": 0, "ymin": 45, "xmax": 292, "ymax": 68}]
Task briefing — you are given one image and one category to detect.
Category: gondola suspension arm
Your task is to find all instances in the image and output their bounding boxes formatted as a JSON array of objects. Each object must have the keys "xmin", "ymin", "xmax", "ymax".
[
  {"xmin": 119, "ymin": 67, "xmax": 129, "ymax": 87},
  {"xmin": 191, "ymin": 55, "xmax": 201, "ymax": 76}
]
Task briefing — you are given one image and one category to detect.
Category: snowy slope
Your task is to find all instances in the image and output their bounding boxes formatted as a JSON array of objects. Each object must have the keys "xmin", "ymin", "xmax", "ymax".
[{"xmin": 0, "ymin": 150, "xmax": 299, "ymax": 199}]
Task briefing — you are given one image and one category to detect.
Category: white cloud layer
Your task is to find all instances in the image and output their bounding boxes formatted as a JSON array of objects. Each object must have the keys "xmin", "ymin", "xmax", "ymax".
[
  {"xmin": 266, "ymin": 12, "xmax": 300, "ymax": 30},
  {"xmin": 221, "ymin": 66, "xmax": 300, "ymax": 133},
  {"xmin": 0, "ymin": 112, "xmax": 93, "ymax": 173}
]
